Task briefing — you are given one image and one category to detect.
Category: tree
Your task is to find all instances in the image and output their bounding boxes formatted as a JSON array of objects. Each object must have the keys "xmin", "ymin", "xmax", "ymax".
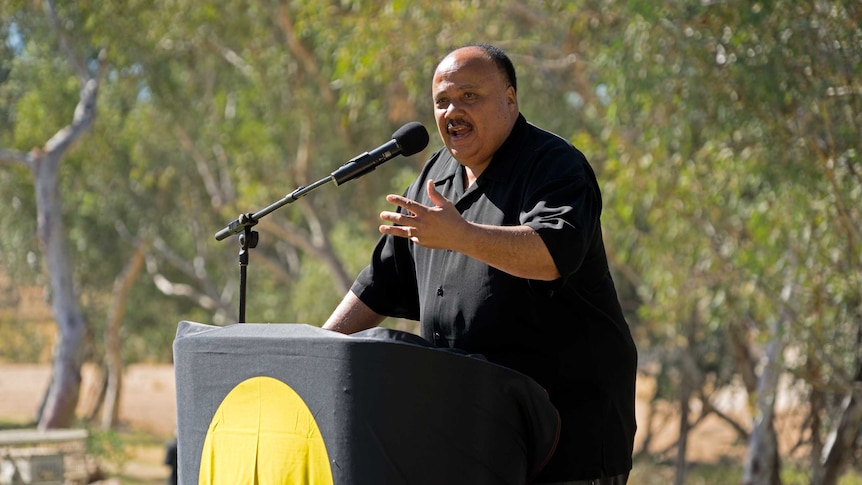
[
  {"xmin": 3, "ymin": 3, "xmax": 859, "ymax": 483},
  {"xmin": 0, "ymin": 0, "xmax": 105, "ymax": 428},
  {"xmin": 585, "ymin": 1, "xmax": 861, "ymax": 482}
]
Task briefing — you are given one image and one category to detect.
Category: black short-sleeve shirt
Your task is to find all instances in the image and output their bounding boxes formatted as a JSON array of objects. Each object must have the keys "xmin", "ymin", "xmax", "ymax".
[{"xmin": 351, "ymin": 114, "xmax": 637, "ymax": 481}]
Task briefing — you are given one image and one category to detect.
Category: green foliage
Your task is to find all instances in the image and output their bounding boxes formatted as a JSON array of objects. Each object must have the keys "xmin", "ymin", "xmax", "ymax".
[
  {"xmin": 86, "ymin": 427, "xmax": 132, "ymax": 472},
  {"xmin": 1, "ymin": 0, "xmax": 861, "ymax": 478},
  {"xmin": 0, "ymin": 315, "xmax": 48, "ymax": 362}
]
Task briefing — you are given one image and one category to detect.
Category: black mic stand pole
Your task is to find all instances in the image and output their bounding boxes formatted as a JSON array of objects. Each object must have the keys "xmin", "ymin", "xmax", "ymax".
[{"xmin": 215, "ymin": 176, "xmax": 334, "ymax": 323}]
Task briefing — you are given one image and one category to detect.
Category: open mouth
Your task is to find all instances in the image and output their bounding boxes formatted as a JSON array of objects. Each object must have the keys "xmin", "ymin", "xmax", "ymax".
[{"xmin": 447, "ymin": 121, "xmax": 472, "ymax": 142}]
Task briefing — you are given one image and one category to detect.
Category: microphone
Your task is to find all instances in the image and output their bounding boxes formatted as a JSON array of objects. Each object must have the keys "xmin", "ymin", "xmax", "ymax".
[{"xmin": 331, "ymin": 122, "xmax": 429, "ymax": 185}]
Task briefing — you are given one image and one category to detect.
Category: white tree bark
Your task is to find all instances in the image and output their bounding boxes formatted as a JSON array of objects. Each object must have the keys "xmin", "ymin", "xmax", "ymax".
[
  {"xmin": 0, "ymin": 0, "xmax": 105, "ymax": 429},
  {"xmin": 741, "ymin": 285, "xmax": 794, "ymax": 485},
  {"xmin": 815, "ymin": 313, "xmax": 862, "ymax": 485},
  {"xmin": 741, "ymin": 322, "xmax": 784, "ymax": 485}
]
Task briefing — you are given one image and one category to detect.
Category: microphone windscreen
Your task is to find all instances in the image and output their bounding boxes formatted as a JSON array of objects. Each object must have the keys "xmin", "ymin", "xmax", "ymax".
[{"xmin": 393, "ymin": 122, "xmax": 429, "ymax": 157}]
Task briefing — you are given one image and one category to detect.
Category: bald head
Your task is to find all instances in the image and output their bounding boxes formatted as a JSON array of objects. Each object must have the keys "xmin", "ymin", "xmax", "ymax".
[{"xmin": 432, "ymin": 45, "xmax": 519, "ymax": 175}]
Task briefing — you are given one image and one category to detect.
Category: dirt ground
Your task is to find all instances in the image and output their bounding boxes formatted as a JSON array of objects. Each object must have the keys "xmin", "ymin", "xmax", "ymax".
[
  {"xmin": 0, "ymin": 364, "xmax": 761, "ymax": 482},
  {"xmin": 0, "ymin": 364, "xmax": 176, "ymax": 437}
]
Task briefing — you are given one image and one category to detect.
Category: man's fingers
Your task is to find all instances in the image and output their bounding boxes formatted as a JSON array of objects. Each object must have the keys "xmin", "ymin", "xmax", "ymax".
[
  {"xmin": 378, "ymin": 223, "xmax": 415, "ymax": 240},
  {"xmin": 385, "ymin": 194, "xmax": 422, "ymax": 213},
  {"xmin": 425, "ymin": 180, "xmax": 450, "ymax": 208},
  {"xmin": 379, "ymin": 210, "xmax": 409, "ymax": 224}
]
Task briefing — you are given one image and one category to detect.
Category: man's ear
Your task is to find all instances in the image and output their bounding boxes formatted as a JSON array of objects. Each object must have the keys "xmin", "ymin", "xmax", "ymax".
[{"xmin": 507, "ymin": 85, "xmax": 517, "ymax": 110}]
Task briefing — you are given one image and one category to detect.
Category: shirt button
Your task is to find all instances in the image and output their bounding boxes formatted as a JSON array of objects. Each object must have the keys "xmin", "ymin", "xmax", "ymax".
[
  {"xmin": 436, "ymin": 286, "xmax": 444, "ymax": 296},
  {"xmin": 433, "ymin": 331, "xmax": 442, "ymax": 343}
]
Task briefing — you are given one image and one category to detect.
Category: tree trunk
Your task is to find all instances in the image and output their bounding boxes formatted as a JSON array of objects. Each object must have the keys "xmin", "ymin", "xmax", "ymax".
[
  {"xmin": 101, "ymin": 239, "xmax": 149, "ymax": 430},
  {"xmin": 817, "ymin": 390, "xmax": 862, "ymax": 485},
  {"xmin": 33, "ymin": 150, "xmax": 87, "ymax": 429},
  {"xmin": 741, "ymin": 314, "xmax": 785, "ymax": 485},
  {"xmin": 27, "ymin": 0, "xmax": 106, "ymax": 429},
  {"xmin": 815, "ymin": 305, "xmax": 862, "ymax": 485},
  {"xmin": 674, "ymin": 371, "xmax": 691, "ymax": 485},
  {"xmin": 675, "ymin": 322, "xmax": 702, "ymax": 485}
]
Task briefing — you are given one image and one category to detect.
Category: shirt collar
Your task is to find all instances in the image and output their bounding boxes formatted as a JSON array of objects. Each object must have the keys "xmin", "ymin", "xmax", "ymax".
[
  {"xmin": 433, "ymin": 113, "xmax": 529, "ymax": 188},
  {"xmin": 482, "ymin": 113, "xmax": 529, "ymax": 183}
]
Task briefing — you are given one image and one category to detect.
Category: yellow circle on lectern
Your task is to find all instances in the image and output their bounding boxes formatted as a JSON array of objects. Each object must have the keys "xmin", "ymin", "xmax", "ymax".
[{"xmin": 199, "ymin": 376, "xmax": 333, "ymax": 484}]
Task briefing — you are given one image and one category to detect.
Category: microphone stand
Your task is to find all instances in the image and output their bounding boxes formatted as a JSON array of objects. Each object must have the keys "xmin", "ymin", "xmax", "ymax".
[
  {"xmin": 214, "ymin": 120, "xmax": 426, "ymax": 322},
  {"xmin": 215, "ymin": 176, "xmax": 333, "ymax": 323}
]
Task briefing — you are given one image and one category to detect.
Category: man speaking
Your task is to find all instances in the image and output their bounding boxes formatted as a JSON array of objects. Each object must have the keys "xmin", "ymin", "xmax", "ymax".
[{"xmin": 324, "ymin": 43, "xmax": 637, "ymax": 484}]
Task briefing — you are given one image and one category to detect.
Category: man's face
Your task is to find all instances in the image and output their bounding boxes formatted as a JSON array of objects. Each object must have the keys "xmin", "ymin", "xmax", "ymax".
[{"xmin": 432, "ymin": 47, "xmax": 518, "ymax": 172}]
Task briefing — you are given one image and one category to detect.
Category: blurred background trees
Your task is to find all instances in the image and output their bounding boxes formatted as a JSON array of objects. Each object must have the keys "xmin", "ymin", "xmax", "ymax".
[{"xmin": 1, "ymin": 0, "xmax": 859, "ymax": 483}]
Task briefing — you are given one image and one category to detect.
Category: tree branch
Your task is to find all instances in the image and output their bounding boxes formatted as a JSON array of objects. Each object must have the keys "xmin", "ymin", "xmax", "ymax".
[
  {"xmin": 0, "ymin": 148, "xmax": 34, "ymax": 166},
  {"xmin": 43, "ymin": 79, "xmax": 97, "ymax": 154},
  {"xmin": 145, "ymin": 254, "xmax": 234, "ymax": 324},
  {"xmin": 257, "ymin": 216, "xmax": 352, "ymax": 294},
  {"xmin": 175, "ymin": 125, "xmax": 227, "ymax": 208},
  {"xmin": 276, "ymin": 4, "xmax": 352, "ymax": 146},
  {"xmin": 40, "ymin": 0, "xmax": 110, "ymax": 159}
]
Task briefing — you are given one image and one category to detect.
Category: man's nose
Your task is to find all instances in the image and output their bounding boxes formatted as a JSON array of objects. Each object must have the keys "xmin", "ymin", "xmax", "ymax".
[{"xmin": 444, "ymin": 101, "xmax": 464, "ymax": 117}]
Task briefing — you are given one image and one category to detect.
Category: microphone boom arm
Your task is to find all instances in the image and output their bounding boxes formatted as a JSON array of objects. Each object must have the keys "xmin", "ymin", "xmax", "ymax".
[{"xmin": 214, "ymin": 175, "xmax": 333, "ymax": 241}]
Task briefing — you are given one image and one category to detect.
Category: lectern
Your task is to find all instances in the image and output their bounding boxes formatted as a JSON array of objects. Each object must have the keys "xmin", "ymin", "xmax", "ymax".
[{"xmin": 173, "ymin": 321, "xmax": 560, "ymax": 484}]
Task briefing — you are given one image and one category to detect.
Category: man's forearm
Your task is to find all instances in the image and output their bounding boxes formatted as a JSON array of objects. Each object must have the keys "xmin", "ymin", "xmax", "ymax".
[
  {"xmin": 323, "ymin": 290, "xmax": 385, "ymax": 334},
  {"xmin": 455, "ymin": 224, "xmax": 560, "ymax": 281}
]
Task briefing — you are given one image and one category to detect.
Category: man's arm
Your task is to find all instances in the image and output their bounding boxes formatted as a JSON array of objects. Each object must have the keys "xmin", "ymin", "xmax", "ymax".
[
  {"xmin": 379, "ymin": 180, "xmax": 560, "ymax": 281},
  {"xmin": 323, "ymin": 290, "xmax": 386, "ymax": 334},
  {"xmin": 453, "ymin": 223, "xmax": 560, "ymax": 281}
]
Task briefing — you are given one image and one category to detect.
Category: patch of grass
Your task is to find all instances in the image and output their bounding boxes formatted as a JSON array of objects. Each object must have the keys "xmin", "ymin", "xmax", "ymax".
[
  {"xmin": 780, "ymin": 466, "xmax": 862, "ymax": 485},
  {"xmin": 86, "ymin": 427, "xmax": 133, "ymax": 471},
  {"xmin": 0, "ymin": 419, "xmax": 35, "ymax": 430},
  {"xmin": 86, "ymin": 427, "xmax": 171, "ymax": 483},
  {"xmin": 632, "ymin": 459, "xmax": 862, "ymax": 485},
  {"xmin": 631, "ymin": 461, "xmax": 742, "ymax": 485}
]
